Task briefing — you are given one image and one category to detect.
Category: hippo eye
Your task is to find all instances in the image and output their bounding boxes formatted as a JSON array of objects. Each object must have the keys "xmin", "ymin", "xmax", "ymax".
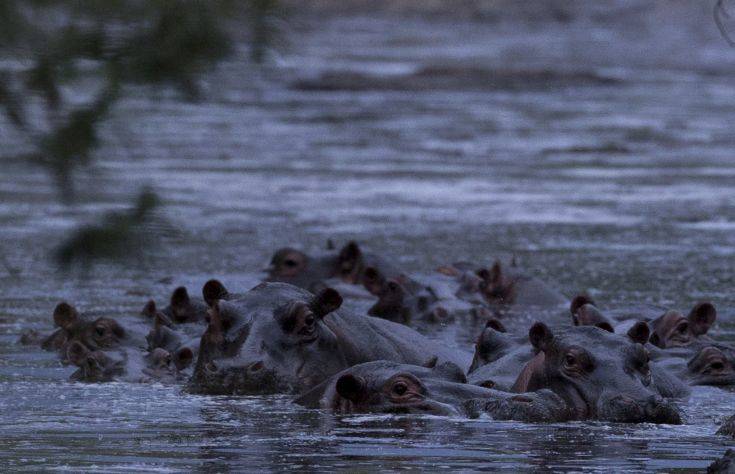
[
  {"xmin": 677, "ymin": 322, "xmax": 688, "ymax": 334},
  {"xmin": 392, "ymin": 381, "xmax": 408, "ymax": 396},
  {"xmin": 95, "ymin": 326, "xmax": 106, "ymax": 336},
  {"xmin": 564, "ymin": 354, "xmax": 576, "ymax": 366},
  {"xmin": 284, "ymin": 259, "xmax": 298, "ymax": 268},
  {"xmin": 304, "ymin": 315, "xmax": 315, "ymax": 327}
]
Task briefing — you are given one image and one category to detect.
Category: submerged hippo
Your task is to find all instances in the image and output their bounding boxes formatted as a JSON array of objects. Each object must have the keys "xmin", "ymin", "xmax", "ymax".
[
  {"xmin": 66, "ymin": 342, "xmax": 183, "ymax": 384},
  {"xmin": 295, "ymin": 360, "xmax": 568, "ymax": 422},
  {"xmin": 189, "ymin": 282, "xmax": 470, "ymax": 395},
  {"xmin": 469, "ymin": 322, "xmax": 683, "ymax": 423},
  {"xmin": 141, "ymin": 286, "xmax": 209, "ymax": 325},
  {"xmin": 652, "ymin": 344, "xmax": 735, "ymax": 388},
  {"xmin": 440, "ymin": 259, "xmax": 567, "ymax": 312},
  {"xmin": 366, "ymin": 275, "xmax": 490, "ymax": 326},
  {"xmin": 648, "ymin": 302, "xmax": 717, "ymax": 349},
  {"xmin": 35, "ymin": 302, "xmax": 137, "ymax": 362},
  {"xmin": 510, "ymin": 323, "xmax": 682, "ymax": 423},
  {"xmin": 265, "ymin": 241, "xmax": 419, "ymax": 294}
]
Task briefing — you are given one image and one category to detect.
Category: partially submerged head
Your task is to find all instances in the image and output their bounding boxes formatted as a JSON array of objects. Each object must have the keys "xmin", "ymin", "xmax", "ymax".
[
  {"xmin": 569, "ymin": 295, "xmax": 614, "ymax": 333},
  {"xmin": 514, "ymin": 323, "xmax": 681, "ymax": 424},
  {"xmin": 191, "ymin": 283, "xmax": 347, "ymax": 395},
  {"xmin": 649, "ymin": 303, "xmax": 716, "ymax": 349}
]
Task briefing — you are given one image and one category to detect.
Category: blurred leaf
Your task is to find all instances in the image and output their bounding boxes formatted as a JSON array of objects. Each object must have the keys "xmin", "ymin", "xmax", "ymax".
[
  {"xmin": 54, "ymin": 188, "xmax": 163, "ymax": 268},
  {"xmin": 0, "ymin": 72, "xmax": 27, "ymax": 128}
]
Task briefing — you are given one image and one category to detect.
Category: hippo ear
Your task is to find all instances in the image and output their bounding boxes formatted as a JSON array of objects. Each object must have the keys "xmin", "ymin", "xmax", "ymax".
[
  {"xmin": 53, "ymin": 302, "xmax": 79, "ymax": 330},
  {"xmin": 141, "ymin": 300, "xmax": 157, "ymax": 318},
  {"xmin": 423, "ymin": 356, "xmax": 439, "ymax": 368},
  {"xmin": 202, "ymin": 279, "xmax": 229, "ymax": 307},
  {"xmin": 489, "ymin": 260, "xmax": 503, "ymax": 284},
  {"xmin": 335, "ymin": 374, "xmax": 366, "ymax": 402},
  {"xmin": 310, "ymin": 288, "xmax": 343, "ymax": 318},
  {"xmin": 174, "ymin": 347, "xmax": 194, "ymax": 371},
  {"xmin": 476, "ymin": 268, "xmax": 490, "ymax": 282},
  {"xmin": 362, "ymin": 267, "xmax": 385, "ymax": 295},
  {"xmin": 170, "ymin": 287, "xmax": 190, "ymax": 309},
  {"xmin": 485, "ymin": 318, "xmax": 506, "ymax": 333},
  {"xmin": 66, "ymin": 341, "xmax": 89, "ymax": 366},
  {"xmin": 432, "ymin": 361, "xmax": 468, "ymax": 384},
  {"xmin": 688, "ymin": 302, "xmax": 716, "ymax": 336},
  {"xmin": 596, "ymin": 322, "xmax": 614, "ymax": 333},
  {"xmin": 649, "ymin": 332, "xmax": 664, "ymax": 349},
  {"xmin": 529, "ymin": 322, "xmax": 553, "ymax": 352},
  {"xmin": 570, "ymin": 294, "xmax": 595, "ymax": 315},
  {"xmin": 337, "ymin": 241, "xmax": 362, "ymax": 269},
  {"xmin": 627, "ymin": 321, "xmax": 650, "ymax": 345}
]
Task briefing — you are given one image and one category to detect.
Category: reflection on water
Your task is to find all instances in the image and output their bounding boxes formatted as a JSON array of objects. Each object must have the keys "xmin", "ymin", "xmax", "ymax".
[{"xmin": 2, "ymin": 2, "xmax": 735, "ymax": 471}]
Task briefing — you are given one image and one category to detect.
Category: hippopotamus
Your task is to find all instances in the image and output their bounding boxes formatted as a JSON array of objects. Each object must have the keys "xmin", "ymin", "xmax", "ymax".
[
  {"xmin": 294, "ymin": 360, "xmax": 569, "ymax": 422},
  {"xmin": 366, "ymin": 276, "xmax": 492, "ymax": 326},
  {"xmin": 441, "ymin": 260, "xmax": 567, "ymax": 311},
  {"xmin": 708, "ymin": 449, "xmax": 735, "ymax": 473},
  {"xmin": 33, "ymin": 302, "xmax": 142, "ymax": 363},
  {"xmin": 648, "ymin": 302, "xmax": 717, "ymax": 349},
  {"xmin": 717, "ymin": 414, "xmax": 735, "ymax": 438},
  {"xmin": 569, "ymin": 295, "xmax": 615, "ymax": 332},
  {"xmin": 468, "ymin": 322, "xmax": 683, "ymax": 423},
  {"xmin": 141, "ymin": 286, "xmax": 209, "ymax": 325},
  {"xmin": 265, "ymin": 241, "xmax": 419, "ymax": 295},
  {"xmin": 66, "ymin": 342, "xmax": 183, "ymax": 384},
  {"xmin": 189, "ymin": 282, "xmax": 471, "ymax": 395},
  {"xmin": 650, "ymin": 344, "xmax": 735, "ymax": 388}
]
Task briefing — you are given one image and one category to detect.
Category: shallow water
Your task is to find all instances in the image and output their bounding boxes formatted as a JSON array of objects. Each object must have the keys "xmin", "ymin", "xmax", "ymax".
[{"xmin": 1, "ymin": 2, "xmax": 735, "ymax": 471}]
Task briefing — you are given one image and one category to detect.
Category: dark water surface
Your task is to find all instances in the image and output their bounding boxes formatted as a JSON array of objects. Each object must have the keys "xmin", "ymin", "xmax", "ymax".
[{"xmin": 1, "ymin": 2, "xmax": 735, "ymax": 471}]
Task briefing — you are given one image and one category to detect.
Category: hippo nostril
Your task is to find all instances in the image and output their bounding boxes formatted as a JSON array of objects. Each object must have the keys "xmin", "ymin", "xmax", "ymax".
[
  {"xmin": 205, "ymin": 361, "xmax": 218, "ymax": 373},
  {"xmin": 711, "ymin": 361, "xmax": 725, "ymax": 371}
]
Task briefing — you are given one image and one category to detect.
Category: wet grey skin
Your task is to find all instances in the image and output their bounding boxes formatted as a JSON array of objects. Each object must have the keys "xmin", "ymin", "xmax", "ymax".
[
  {"xmin": 514, "ymin": 323, "xmax": 682, "ymax": 424},
  {"xmin": 652, "ymin": 344, "xmax": 735, "ymax": 388},
  {"xmin": 707, "ymin": 449, "xmax": 735, "ymax": 473},
  {"xmin": 470, "ymin": 323, "xmax": 684, "ymax": 423},
  {"xmin": 647, "ymin": 302, "xmax": 717, "ymax": 349},
  {"xmin": 66, "ymin": 343, "xmax": 183, "ymax": 384},
  {"xmin": 294, "ymin": 360, "xmax": 569, "ymax": 422},
  {"xmin": 717, "ymin": 414, "xmax": 735, "ymax": 438},
  {"xmin": 441, "ymin": 259, "xmax": 568, "ymax": 312},
  {"xmin": 569, "ymin": 295, "xmax": 616, "ymax": 333},
  {"xmin": 35, "ymin": 302, "xmax": 149, "ymax": 365},
  {"xmin": 142, "ymin": 286, "xmax": 210, "ymax": 325},
  {"xmin": 366, "ymin": 277, "xmax": 485, "ymax": 326},
  {"xmin": 264, "ymin": 241, "xmax": 421, "ymax": 295},
  {"xmin": 189, "ymin": 282, "xmax": 471, "ymax": 396}
]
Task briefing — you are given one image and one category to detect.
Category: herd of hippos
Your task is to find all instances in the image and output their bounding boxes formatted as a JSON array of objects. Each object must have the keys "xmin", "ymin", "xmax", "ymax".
[{"xmin": 19, "ymin": 240, "xmax": 735, "ymax": 469}]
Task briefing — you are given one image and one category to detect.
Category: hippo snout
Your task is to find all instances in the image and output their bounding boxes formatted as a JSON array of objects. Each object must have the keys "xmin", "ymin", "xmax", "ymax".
[{"xmin": 599, "ymin": 394, "xmax": 681, "ymax": 424}]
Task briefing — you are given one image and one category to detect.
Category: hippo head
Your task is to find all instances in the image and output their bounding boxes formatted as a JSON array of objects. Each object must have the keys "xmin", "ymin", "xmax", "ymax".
[
  {"xmin": 468, "ymin": 319, "xmax": 512, "ymax": 373},
  {"xmin": 265, "ymin": 248, "xmax": 337, "ymax": 291},
  {"xmin": 569, "ymin": 295, "xmax": 614, "ymax": 333},
  {"xmin": 686, "ymin": 346, "xmax": 735, "ymax": 386},
  {"xmin": 166, "ymin": 287, "xmax": 208, "ymax": 324},
  {"xmin": 67, "ymin": 341, "xmax": 125, "ymax": 382},
  {"xmin": 335, "ymin": 241, "xmax": 365, "ymax": 284},
  {"xmin": 649, "ymin": 303, "xmax": 716, "ymax": 349},
  {"xmin": 190, "ymin": 283, "xmax": 348, "ymax": 395},
  {"xmin": 477, "ymin": 261, "xmax": 517, "ymax": 306},
  {"xmin": 367, "ymin": 279, "xmax": 410, "ymax": 324},
  {"xmin": 49, "ymin": 302, "xmax": 126, "ymax": 359},
  {"xmin": 514, "ymin": 323, "xmax": 681, "ymax": 424},
  {"xmin": 295, "ymin": 360, "xmax": 476, "ymax": 416}
]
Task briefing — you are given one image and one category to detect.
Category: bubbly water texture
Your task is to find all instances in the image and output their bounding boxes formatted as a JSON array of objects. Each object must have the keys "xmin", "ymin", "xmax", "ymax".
[{"xmin": 1, "ymin": 1, "xmax": 735, "ymax": 471}]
